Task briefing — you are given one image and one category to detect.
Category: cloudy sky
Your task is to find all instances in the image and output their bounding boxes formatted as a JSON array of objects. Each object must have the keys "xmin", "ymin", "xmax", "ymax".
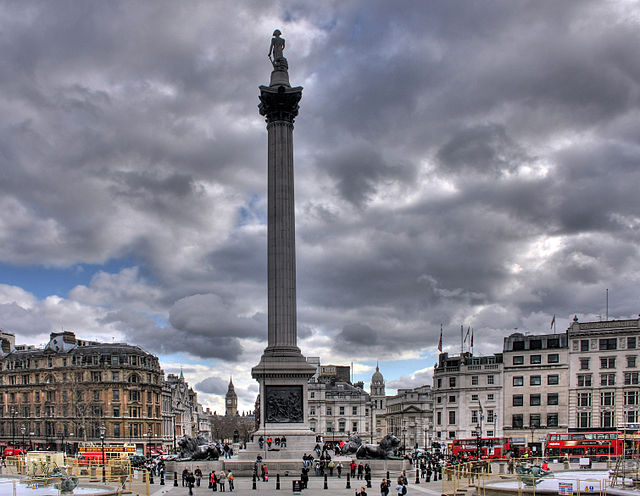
[{"xmin": 1, "ymin": 0, "xmax": 640, "ymax": 412}]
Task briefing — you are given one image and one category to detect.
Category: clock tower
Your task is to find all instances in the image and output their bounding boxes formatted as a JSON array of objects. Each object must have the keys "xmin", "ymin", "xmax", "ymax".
[{"xmin": 225, "ymin": 377, "xmax": 238, "ymax": 417}]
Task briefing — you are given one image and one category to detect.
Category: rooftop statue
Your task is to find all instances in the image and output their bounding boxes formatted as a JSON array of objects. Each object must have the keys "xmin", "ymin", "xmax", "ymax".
[{"xmin": 268, "ymin": 29, "xmax": 286, "ymax": 66}]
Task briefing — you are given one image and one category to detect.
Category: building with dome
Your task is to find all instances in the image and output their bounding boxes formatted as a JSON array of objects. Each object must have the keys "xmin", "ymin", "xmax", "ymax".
[{"xmin": 370, "ymin": 364, "xmax": 386, "ymax": 442}]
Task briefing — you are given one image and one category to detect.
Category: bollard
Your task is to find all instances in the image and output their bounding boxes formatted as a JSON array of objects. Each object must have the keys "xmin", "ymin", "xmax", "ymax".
[
  {"xmin": 160, "ymin": 473, "xmax": 165, "ymax": 485},
  {"xmin": 386, "ymin": 471, "xmax": 390, "ymax": 481},
  {"xmin": 276, "ymin": 473, "xmax": 280, "ymax": 490},
  {"xmin": 324, "ymin": 474, "xmax": 328, "ymax": 489},
  {"xmin": 149, "ymin": 470, "xmax": 154, "ymax": 484},
  {"xmin": 174, "ymin": 472, "xmax": 178, "ymax": 487},
  {"xmin": 346, "ymin": 473, "xmax": 351, "ymax": 489},
  {"xmin": 252, "ymin": 473, "xmax": 257, "ymax": 490},
  {"xmin": 415, "ymin": 469, "xmax": 420, "ymax": 484}
]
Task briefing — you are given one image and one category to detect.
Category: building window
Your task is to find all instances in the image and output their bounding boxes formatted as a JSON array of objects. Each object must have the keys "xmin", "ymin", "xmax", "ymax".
[
  {"xmin": 601, "ymin": 392, "xmax": 615, "ymax": 406},
  {"xmin": 530, "ymin": 394, "xmax": 541, "ymax": 406},
  {"xmin": 487, "ymin": 410, "xmax": 494, "ymax": 423},
  {"xmin": 530, "ymin": 376, "xmax": 541, "ymax": 386},
  {"xmin": 513, "ymin": 341, "xmax": 525, "ymax": 351},
  {"xmin": 580, "ymin": 340, "xmax": 589, "ymax": 352},
  {"xmin": 600, "ymin": 338, "xmax": 617, "ymax": 351},
  {"xmin": 113, "ymin": 406, "xmax": 120, "ymax": 417},
  {"xmin": 472, "ymin": 376, "xmax": 478, "ymax": 385},
  {"xmin": 513, "ymin": 376, "xmax": 524, "ymax": 386},
  {"xmin": 487, "ymin": 375, "xmax": 494, "ymax": 385},
  {"xmin": 628, "ymin": 337, "xmax": 637, "ymax": 349},
  {"xmin": 578, "ymin": 411, "xmax": 591, "ymax": 428},
  {"xmin": 471, "ymin": 394, "xmax": 478, "ymax": 401},
  {"xmin": 548, "ymin": 375, "xmax": 559, "ymax": 385},
  {"xmin": 449, "ymin": 377, "xmax": 456, "ymax": 387},
  {"xmin": 628, "ymin": 357, "xmax": 637, "ymax": 368},
  {"xmin": 487, "ymin": 393, "xmax": 494, "ymax": 401},
  {"xmin": 577, "ymin": 374, "xmax": 592, "ymax": 387},
  {"xmin": 530, "ymin": 355, "xmax": 542, "ymax": 364},
  {"xmin": 512, "ymin": 414, "xmax": 524, "ymax": 428},
  {"xmin": 448, "ymin": 411, "xmax": 456, "ymax": 424},
  {"xmin": 352, "ymin": 422, "xmax": 358, "ymax": 432},
  {"xmin": 601, "ymin": 373, "xmax": 616, "ymax": 386},
  {"xmin": 548, "ymin": 338, "xmax": 560, "ymax": 348},
  {"xmin": 625, "ymin": 372, "xmax": 640, "ymax": 385},
  {"xmin": 530, "ymin": 340, "xmax": 542, "ymax": 350},
  {"xmin": 513, "ymin": 356, "xmax": 524, "ymax": 365},
  {"xmin": 129, "ymin": 390, "xmax": 140, "ymax": 402},
  {"xmin": 624, "ymin": 391, "xmax": 639, "ymax": 405},
  {"xmin": 352, "ymin": 406, "xmax": 358, "ymax": 415},
  {"xmin": 513, "ymin": 395, "xmax": 524, "ymax": 407},
  {"xmin": 601, "ymin": 410, "xmax": 615, "ymax": 428},
  {"xmin": 310, "ymin": 392, "xmax": 315, "ymax": 399},
  {"xmin": 437, "ymin": 379, "xmax": 442, "ymax": 388},
  {"xmin": 580, "ymin": 358, "xmax": 590, "ymax": 370},
  {"xmin": 547, "ymin": 393, "xmax": 559, "ymax": 405},
  {"xmin": 530, "ymin": 414, "xmax": 541, "ymax": 427},
  {"xmin": 449, "ymin": 431, "xmax": 456, "ymax": 439},
  {"xmin": 112, "ymin": 372, "xmax": 119, "ymax": 381},
  {"xmin": 113, "ymin": 390, "xmax": 120, "ymax": 401},
  {"xmin": 625, "ymin": 410, "xmax": 638, "ymax": 423},
  {"xmin": 601, "ymin": 357, "xmax": 616, "ymax": 369},
  {"xmin": 437, "ymin": 412, "xmax": 442, "ymax": 425},
  {"xmin": 547, "ymin": 413, "xmax": 559, "ymax": 427},
  {"xmin": 448, "ymin": 395, "xmax": 456, "ymax": 403},
  {"xmin": 93, "ymin": 390, "xmax": 100, "ymax": 401},
  {"xmin": 339, "ymin": 406, "xmax": 345, "ymax": 415},
  {"xmin": 471, "ymin": 410, "xmax": 478, "ymax": 423},
  {"xmin": 326, "ymin": 407, "xmax": 332, "ymax": 416},
  {"xmin": 309, "ymin": 407, "xmax": 315, "ymax": 415},
  {"xmin": 548, "ymin": 354, "xmax": 559, "ymax": 364},
  {"xmin": 437, "ymin": 396, "xmax": 442, "ymax": 404}
]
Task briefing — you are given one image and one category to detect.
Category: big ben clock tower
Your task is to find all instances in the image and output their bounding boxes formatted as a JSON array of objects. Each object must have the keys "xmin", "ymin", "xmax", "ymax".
[{"xmin": 225, "ymin": 377, "xmax": 238, "ymax": 417}]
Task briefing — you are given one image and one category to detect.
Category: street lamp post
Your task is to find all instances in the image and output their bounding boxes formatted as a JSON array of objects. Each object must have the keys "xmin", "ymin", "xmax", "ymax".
[
  {"xmin": 11, "ymin": 408, "xmax": 16, "ymax": 448},
  {"xmin": 147, "ymin": 427, "xmax": 152, "ymax": 457},
  {"xmin": 21, "ymin": 426, "xmax": 26, "ymax": 450},
  {"xmin": 99, "ymin": 425, "xmax": 106, "ymax": 483},
  {"xmin": 402, "ymin": 426, "xmax": 407, "ymax": 456},
  {"xmin": 476, "ymin": 423, "xmax": 482, "ymax": 461}
]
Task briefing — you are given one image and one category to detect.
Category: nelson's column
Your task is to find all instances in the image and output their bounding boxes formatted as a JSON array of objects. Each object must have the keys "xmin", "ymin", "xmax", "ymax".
[{"xmin": 250, "ymin": 30, "xmax": 316, "ymax": 450}]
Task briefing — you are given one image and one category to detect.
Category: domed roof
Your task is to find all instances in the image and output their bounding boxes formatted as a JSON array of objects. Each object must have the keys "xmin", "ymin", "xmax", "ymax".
[{"xmin": 371, "ymin": 363, "xmax": 384, "ymax": 384}]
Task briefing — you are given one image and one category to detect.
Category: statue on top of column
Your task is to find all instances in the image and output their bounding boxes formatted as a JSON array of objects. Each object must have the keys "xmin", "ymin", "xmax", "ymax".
[{"xmin": 268, "ymin": 29, "xmax": 288, "ymax": 70}]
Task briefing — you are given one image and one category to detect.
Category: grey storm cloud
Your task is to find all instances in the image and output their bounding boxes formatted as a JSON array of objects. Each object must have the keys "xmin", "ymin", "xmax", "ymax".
[
  {"xmin": 0, "ymin": 0, "xmax": 640, "ymax": 397},
  {"xmin": 194, "ymin": 377, "xmax": 228, "ymax": 396}
]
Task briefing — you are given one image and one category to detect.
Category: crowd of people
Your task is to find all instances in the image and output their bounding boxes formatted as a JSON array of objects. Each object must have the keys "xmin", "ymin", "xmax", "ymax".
[{"xmin": 181, "ymin": 466, "xmax": 235, "ymax": 494}]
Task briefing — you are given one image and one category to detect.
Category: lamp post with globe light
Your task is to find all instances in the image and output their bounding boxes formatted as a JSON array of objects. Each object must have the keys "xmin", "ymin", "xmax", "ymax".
[{"xmin": 99, "ymin": 425, "xmax": 106, "ymax": 483}]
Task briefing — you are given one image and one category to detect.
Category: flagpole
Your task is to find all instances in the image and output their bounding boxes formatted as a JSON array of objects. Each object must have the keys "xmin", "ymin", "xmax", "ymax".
[{"xmin": 460, "ymin": 325, "xmax": 463, "ymax": 355}]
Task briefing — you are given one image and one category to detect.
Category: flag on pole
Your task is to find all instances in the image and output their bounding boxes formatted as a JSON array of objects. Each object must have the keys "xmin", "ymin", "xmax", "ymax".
[
  {"xmin": 464, "ymin": 326, "xmax": 470, "ymax": 343},
  {"xmin": 550, "ymin": 315, "xmax": 555, "ymax": 329},
  {"xmin": 438, "ymin": 325, "xmax": 443, "ymax": 352}
]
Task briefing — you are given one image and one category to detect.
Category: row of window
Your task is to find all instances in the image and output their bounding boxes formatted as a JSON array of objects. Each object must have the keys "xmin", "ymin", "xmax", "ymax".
[
  {"xmin": 511, "ymin": 413, "xmax": 559, "ymax": 428},
  {"xmin": 579, "ymin": 356, "xmax": 636, "ymax": 370},
  {"xmin": 512, "ymin": 353, "xmax": 560, "ymax": 365},
  {"xmin": 576, "ymin": 409, "xmax": 640, "ymax": 428},
  {"xmin": 576, "ymin": 391, "xmax": 639, "ymax": 407},
  {"xmin": 0, "ymin": 404, "xmax": 161, "ymax": 419},
  {"xmin": 577, "ymin": 372, "xmax": 639, "ymax": 387},
  {"xmin": 437, "ymin": 375, "xmax": 496, "ymax": 389},
  {"xmin": 0, "ymin": 389, "xmax": 160, "ymax": 404},
  {"xmin": 579, "ymin": 337, "xmax": 636, "ymax": 352},
  {"xmin": 512, "ymin": 393, "xmax": 559, "ymax": 406},
  {"xmin": 512, "ymin": 374, "xmax": 559, "ymax": 386},
  {"xmin": 0, "ymin": 371, "xmax": 159, "ymax": 385},
  {"xmin": 309, "ymin": 405, "xmax": 366, "ymax": 416},
  {"xmin": 1, "ymin": 353, "xmax": 158, "ymax": 371}
]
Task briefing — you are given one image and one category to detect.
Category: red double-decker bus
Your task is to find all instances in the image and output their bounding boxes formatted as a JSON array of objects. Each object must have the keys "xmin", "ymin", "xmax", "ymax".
[
  {"xmin": 451, "ymin": 437, "xmax": 512, "ymax": 459},
  {"xmin": 545, "ymin": 432, "xmax": 626, "ymax": 460}
]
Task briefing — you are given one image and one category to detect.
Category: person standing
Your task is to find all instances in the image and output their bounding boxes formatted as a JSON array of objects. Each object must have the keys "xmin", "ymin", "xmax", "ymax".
[
  {"xmin": 210, "ymin": 471, "xmax": 217, "ymax": 491},
  {"xmin": 195, "ymin": 466, "xmax": 202, "ymax": 487},
  {"xmin": 187, "ymin": 471, "xmax": 195, "ymax": 496},
  {"xmin": 337, "ymin": 461, "xmax": 343, "ymax": 478},
  {"xmin": 182, "ymin": 467, "xmax": 189, "ymax": 487},
  {"xmin": 217, "ymin": 471, "xmax": 226, "ymax": 492},
  {"xmin": 227, "ymin": 471, "xmax": 234, "ymax": 492},
  {"xmin": 380, "ymin": 478, "xmax": 389, "ymax": 496}
]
